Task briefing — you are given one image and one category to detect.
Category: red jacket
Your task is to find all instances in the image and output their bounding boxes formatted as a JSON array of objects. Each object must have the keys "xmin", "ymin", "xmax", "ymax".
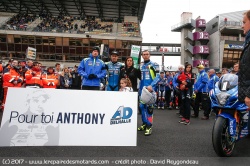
[
  {"xmin": 3, "ymin": 66, "xmax": 23, "ymax": 87},
  {"xmin": 25, "ymin": 68, "xmax": 43, "ymax": 87},
  {"xmin": 42, "ymin": 73, "xmax": 59, "ymax": 88}
]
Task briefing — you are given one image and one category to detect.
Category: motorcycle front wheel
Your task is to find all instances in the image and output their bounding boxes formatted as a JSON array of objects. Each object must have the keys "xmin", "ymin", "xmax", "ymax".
[{"xmin": 212, "ymin": 116, "xmax": 236, "ymax": 157}]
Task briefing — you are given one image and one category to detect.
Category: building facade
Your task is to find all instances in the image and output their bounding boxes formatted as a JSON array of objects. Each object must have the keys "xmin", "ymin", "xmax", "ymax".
[{"xmin": 206, "ymin": 10, "xmax": 245, "ymax": 69}]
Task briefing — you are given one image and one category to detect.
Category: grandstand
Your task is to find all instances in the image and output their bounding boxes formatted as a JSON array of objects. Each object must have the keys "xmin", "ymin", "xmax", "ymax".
[{"xmin": 0, "ymin": 0, "xmax": 147, "ymax": 67}]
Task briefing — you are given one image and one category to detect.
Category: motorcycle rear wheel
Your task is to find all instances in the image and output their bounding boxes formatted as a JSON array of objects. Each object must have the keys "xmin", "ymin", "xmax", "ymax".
[{"xmin": 212, "ymin": 117, "xmax": 236, "ymax": 157}]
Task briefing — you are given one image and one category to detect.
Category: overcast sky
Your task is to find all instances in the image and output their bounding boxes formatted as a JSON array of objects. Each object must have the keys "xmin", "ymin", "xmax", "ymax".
[{"xmin": 140, "ymin": 0, "xmax": 250, "ymax": 67}]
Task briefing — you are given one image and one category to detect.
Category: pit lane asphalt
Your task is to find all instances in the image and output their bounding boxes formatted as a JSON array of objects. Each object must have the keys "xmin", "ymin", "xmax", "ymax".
[{"xmin": 0, "ymin": 108, "xmax": 249, "ymax": 158}]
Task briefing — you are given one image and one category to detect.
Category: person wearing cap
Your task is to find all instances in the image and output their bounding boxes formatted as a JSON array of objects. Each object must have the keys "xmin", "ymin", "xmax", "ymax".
[
  {"xmin": 138, "ymin": 50, "xmax": 157, "ymax": 136},
  {"xmin": 193, "ymin": 64, "xmax": 210, "ymax": 120},
  {"xmin": 78, "ymin": 46, "xmax": 106, "ymax": 90},
  {"xmin": 105, "ymin": 50, "xmax": 123, "ymax": 91}
]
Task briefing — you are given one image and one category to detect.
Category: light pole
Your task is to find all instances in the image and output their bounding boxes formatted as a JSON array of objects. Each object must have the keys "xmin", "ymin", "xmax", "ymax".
[{"xmin": 162, "ymin": 51, "xmax": 164, "ymax": 71}]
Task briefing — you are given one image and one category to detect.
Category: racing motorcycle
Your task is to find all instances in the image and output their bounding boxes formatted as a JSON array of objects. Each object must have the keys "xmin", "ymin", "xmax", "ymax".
[{"xmin": 210, "ymin": 74, "xmax": 249, "ymax": 157}]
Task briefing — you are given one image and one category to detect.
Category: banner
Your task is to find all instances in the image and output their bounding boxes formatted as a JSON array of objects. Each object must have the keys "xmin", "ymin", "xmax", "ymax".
[
  {"xmin": 100, "ymin": 44, "xmax": 109, "ymax": 58},
  {"xmin": 130, "ymin": 45, "xmax": 140, "ymax": 68},
  {"xmin": 0, "ymin": 88, "xmax": 137, "ymax": 146},
  {"xmin": 26, "ymin": 47, "xmax": 36, "ymax": 60},
  {"xmin": 224, "ymin": 44, "xmax": 243, "ymax": 49}
]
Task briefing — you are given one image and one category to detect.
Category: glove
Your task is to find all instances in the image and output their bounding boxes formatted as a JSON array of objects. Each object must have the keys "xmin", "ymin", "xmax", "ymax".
[{"xmin": 88, "ymin": 74, "xmax": 97, "ymax": 79}]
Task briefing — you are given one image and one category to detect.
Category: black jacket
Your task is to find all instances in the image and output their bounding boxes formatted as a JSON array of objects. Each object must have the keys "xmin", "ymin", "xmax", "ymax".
[
  {"xmin": 238, "ymin": 42, "xmax": 250, "ymax": 102},
  {"xmin": 119, "ymin": 66, "xmax": 141, "ymax": 92},
  {"xmin": 71, "ymin": 71, "xmax": 82, "ymax": 89}
]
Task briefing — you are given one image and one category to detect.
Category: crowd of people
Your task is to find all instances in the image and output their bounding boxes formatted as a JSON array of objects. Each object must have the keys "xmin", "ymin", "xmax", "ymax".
[
  {"xmin": 122, "ymin": 22, "xmax": 139, "ymax": 32},
  {"xmin": 80, "ymin": 20, "xmax": 113, "ymax": 33},
  {"xmin": 3, "ymin": 13, "xmax": 36, "ymax": 31},
  {"xmin": 0, "ymin": 59, "xmax": 82, "ymax": 111},
  {"xmin": 0, "ymin": 46, "xmax": 242, "ymax": 137},
  {"xmin": 1, "ymin": 12, "xmax": 143, "ymax": 36},
  {"xmin": 35, "ymin": 15, "xmax": 76, "ymax": 33}
]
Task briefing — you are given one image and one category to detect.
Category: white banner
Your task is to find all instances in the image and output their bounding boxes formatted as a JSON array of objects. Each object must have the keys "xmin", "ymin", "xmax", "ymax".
[
  {"xmin": 26, "ymin": 47, "xmax": 36, "ymax": 60},
  {"xmin": 130, "ymin": 45, "xmax": 140, "ymax": 68},
  {"xmin": 0, "ymin": 88, "xmax": 137, "ymax": 146}
]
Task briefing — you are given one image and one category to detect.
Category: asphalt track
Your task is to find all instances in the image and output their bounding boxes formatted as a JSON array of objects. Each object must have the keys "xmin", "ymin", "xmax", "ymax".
[{"xmin": 0, "ymin": 109, "xmax": 250, "ymax": 165}]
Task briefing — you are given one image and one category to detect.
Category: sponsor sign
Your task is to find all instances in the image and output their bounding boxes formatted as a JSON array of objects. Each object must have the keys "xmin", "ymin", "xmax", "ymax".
[
  {"xmin": 26, "ymin": 47, "xmax": 36, "ymax": 60},
  {"xmin": 0, "ymin": 88, "xmax": 137, "ymax": 146},
  {"xmin": 224, "ymin": 44, "xmax": 243, "ymax": 49},
  {"xmin": 131, "ymin": 45, "xmax": 140, "ymax": 68}
]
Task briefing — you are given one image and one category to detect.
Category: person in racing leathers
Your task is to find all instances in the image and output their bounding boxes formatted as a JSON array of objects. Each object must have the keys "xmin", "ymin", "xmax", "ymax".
[
  {"xmin": 153, "ymin": 71, "xmax": 167, "ymax": 109},
  {"xmin": 105, "ymin": 50, "xmax": 123, "ymax": 91},
  {"xmin": 138, "ymin": 50, "xmax": 158, "ymax": 136}
]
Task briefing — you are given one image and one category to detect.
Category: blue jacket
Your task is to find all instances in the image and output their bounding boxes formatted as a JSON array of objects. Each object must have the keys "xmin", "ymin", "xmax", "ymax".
[
  {"xmin": 59, "ymin": 75, "xmax": 72, "ymax": 89},
  {"xmin": 208, "ymin": 73, "xmax": 219, "ymax": 91},
  {"xmin": 164, "ymin": 75, "xmax": 173, "ymax": 91},
  {"xmin": 78, "ymin": 53, "xmax": 107, "ymax": 87},
  {"xmin": 151, "ymin": 74, "xmax": 166, "ymax": 91},
  {"xmin": 106, "ymin": 61, "xmax": 123, "ymax": 91},
  {"xmin": 173, "ymin": 72, "xmax": 181, "ymax": 90},
  {"xmin": 139, "ymin": 60, "xmax": 157, "ymax": 95},
  {"xmin": 194, "ymin": 70, "xmax": 209, "ymax": 93}
]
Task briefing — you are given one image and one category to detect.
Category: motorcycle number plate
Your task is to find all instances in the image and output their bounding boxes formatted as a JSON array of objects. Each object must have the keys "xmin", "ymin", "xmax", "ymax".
[{"xmin": 222, "ymin": 82, "xmax": 228, "ymax": 91}]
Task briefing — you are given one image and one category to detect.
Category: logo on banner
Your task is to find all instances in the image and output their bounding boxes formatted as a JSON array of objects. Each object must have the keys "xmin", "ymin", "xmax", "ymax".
[{"xmin": 110, "ymin": 106, "xmax": 132, "ymax": 125}]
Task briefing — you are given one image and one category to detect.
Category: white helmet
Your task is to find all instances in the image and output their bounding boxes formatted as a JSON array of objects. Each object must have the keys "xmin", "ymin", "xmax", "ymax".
[{"xmin": 140, "ymin": 86, "xmax": 156, "ymax": 104}]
